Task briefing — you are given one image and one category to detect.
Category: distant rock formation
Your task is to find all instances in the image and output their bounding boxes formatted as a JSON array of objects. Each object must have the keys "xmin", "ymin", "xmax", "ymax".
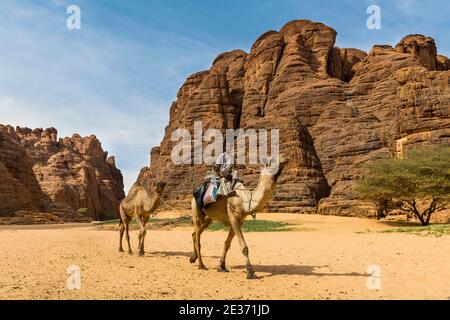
[
  {"xmin": 139, "ymin": 19, "xmax": 450, "ymax": 217},
  {"xmin": 0, "ymin": 125, "xmax": 125, "ymax": 221}
]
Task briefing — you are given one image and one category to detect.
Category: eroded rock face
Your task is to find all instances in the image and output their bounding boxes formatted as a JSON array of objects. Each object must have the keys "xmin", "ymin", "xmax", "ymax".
[
  {"xmin": 0, "ymin": 125, "xmax": 124, "ymax": 220},
  {"xmin": 140, "ymin": 19, "xmax": 450, "ymax": 216},
  {"xmin": 0, "ymin": 127, "xmax": 49, "ymax": 214},
  {"xmin": 395, "ymin": 34, "xmax": 438, "ymax": 71}
]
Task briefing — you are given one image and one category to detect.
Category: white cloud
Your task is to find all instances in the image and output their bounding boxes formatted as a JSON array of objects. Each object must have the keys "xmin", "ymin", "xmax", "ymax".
[
  {"xmin": 0, "ymin": 1, "xmax": 219, "ymax": 193},
  {"xmin": 0, "ymin": 93, "xmax": 166, "ymax": 193}
]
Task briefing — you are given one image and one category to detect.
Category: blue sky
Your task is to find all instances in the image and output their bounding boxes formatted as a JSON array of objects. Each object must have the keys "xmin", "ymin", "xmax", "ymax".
[{"xmin": 0, "ymin": 0, "xmax": 448, "ymax": 192}]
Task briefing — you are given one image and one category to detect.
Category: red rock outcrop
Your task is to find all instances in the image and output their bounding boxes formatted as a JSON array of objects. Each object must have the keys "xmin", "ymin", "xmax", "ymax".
[
  {"xmin": 0, "ymin": 125, "xmax": 124, "ymax": 220},
  {"xmin": 139, "ymin": 19, "xmax": 450, "ymax": 216}
]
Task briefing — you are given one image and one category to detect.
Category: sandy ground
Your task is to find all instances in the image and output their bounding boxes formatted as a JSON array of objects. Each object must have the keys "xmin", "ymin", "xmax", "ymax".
[{"xmin": 1, "ymin": 212, "xmax": 449, "ymax": 300}]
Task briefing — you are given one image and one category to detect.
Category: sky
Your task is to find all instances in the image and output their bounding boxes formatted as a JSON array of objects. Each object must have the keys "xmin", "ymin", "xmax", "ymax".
[{"xmin": 0, "ymin": 0, "xmax": 449, "ymax": 193}]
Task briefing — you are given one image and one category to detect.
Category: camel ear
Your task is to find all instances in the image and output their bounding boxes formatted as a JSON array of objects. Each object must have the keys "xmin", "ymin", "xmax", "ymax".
[
  {"xmin": 156, "ymin": 181, "xmax": 166, "ymax": 191},
  {"xmin": 261, "ymin": 155, "xmax": 277, "ymax": 168},
  {"xmin": 260, "ymin": 156, "xmax": 271, "ymax": 168},
  {"xmin": 260, "ymin": 156, "xmax": 266, "ymax": 165}
]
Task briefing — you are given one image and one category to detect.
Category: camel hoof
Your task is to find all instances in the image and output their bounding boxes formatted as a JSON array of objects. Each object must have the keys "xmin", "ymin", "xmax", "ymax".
[
  {"xmin": 189, "ymin": 255, "xmax": 197, "ymax": 264},
  {"xmin": 218, "ymin": 267, "xmax": 229, "ymax": 273},
  {"xmin": 128, "ymin": 251, "xmax": 133, "ymax": 255},
  {"xmin": 247, "ymin": 272, "xmax": 259, "ymax": 280},
  {"xmin": 199, "ymin": 265, "xmax": 208, "ymax": 270},
  {"xmin": 119, "ymin": 248, "xmax": 124, "ymax": 253},
  {"xmin": 138, "ymin": 252, "xmax": 144, "ymax": 257}
]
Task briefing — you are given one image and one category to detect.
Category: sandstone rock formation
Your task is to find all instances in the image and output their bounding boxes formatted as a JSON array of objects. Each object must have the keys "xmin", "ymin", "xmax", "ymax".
[
  {"xmin": 0, "ymin": 125, "xmax": 125, "ymax": 221},
  {"xmin": 139, "ymin": 20, "xmax": 450, "ymax": 216}
]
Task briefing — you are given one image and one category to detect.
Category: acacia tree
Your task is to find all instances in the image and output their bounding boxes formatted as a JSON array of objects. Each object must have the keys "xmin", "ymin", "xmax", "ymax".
[{"xmin": 354, "ymin": 146, "xmax": 450, "ymax": 226}]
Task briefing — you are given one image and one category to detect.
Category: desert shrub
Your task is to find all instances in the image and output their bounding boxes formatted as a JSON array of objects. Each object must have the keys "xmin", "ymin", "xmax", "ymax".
[
  {"xmin": 354, "ymin": 146, "xmax": 450, "ymax": 226},
  {"xmin": 77, "ymin": 208, "xmax": 88, "ymax": 215}
]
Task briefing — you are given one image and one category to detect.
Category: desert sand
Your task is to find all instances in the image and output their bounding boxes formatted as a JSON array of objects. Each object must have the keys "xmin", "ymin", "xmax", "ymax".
[{"xmin": 0, "ymin": 212, "xmax": 449, "ymax": 300}]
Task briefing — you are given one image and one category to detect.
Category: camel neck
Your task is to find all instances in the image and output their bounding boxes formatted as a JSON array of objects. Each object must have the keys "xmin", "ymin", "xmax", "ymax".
[
  {"xmin": 149, "ymin": 194, "xmax": 161, "ymax": 212},
  {"xmin": 247, "ymin": 174, "xmax": 275, "ymax": 213}
]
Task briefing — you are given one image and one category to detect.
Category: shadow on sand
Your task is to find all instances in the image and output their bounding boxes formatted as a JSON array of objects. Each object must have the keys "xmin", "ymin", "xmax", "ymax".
[
  {"xmin": 376, "ymin": 220, "xmax": 422, "ymax": 228},
  {"xmin": 233, "ymin": 264, "xmax": 367, "ymax": 278},
  {"xmin": 149, "ymin": 251, "xmax": 367, "ymax": 279},
  {"xmin": 150, "ymin": 251, "xmax": 220, "ymax": 259}
]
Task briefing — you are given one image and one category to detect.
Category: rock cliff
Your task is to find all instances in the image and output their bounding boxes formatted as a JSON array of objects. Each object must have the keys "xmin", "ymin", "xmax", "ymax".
[
  {"xmin": 140, "ymin": 20, "xmax": 450, "ymax": 216},
  {"xmin": 0, "ymin": 125, "xmax": 124, "ymax": 221}
]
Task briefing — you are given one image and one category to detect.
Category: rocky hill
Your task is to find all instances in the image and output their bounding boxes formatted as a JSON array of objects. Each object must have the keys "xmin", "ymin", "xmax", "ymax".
[
  {"xmin": 139, "ymin": 19, "xmax": 450, "ymax": 217},
  {"xmin": 0, "ymin": 125, "xmax": 124, "ymax": 221}
]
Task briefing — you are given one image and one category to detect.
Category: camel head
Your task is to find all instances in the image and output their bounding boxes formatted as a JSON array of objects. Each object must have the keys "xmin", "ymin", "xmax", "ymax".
[
  {"xmin": 155, "ymin": 181, "xmax": 166, "ymax": 195},
  {"xmin": 260, "ymin": 154, "xmax": 288, "ymax": 181}
]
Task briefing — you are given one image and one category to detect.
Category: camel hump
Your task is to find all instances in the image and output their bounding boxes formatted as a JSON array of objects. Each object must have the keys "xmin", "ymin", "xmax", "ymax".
[{"xmin": 127, "ymin": 183, "xmax": 149, "ymax": 198}]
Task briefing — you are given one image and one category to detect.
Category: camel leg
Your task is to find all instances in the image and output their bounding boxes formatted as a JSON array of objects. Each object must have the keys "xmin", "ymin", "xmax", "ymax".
[
  {"xmin": 190, "ymin": 219, "xmax": 212, "ymax": 265},
  {"xmin": 230, "ymin": 218, "xmax": 258, "ymax": 279},
  {"xmin": 218, "ymin": 228, "xmax": 235, "ymax": 272},
  {"xmin": 190, "ymin": 230, "xmax": 198, "ymax": 264},
  {"xmin": 191, "ymin": 218, "xmax": 212, "ymax": 270},
  {"xmin": 135, "ymin": 214, "xmax": 145, "ymax": 257},
  {"xmin": 125, "ymin": 216, "xmax": 133, "ymax": 255},
  {"xmin": 119, "ymin": 204, "xmax": 127, "ymax": 252},
  {"xmin": 194, "ymin": 222, "xmax": 208, "ymax": 270},
  {"xmin": 119, "ymin": 220, "xmax": 125, "ymax": 252},
  {"xmin": 189, "ymin": 198, "xmax": 202, "ymax": 264},
  {"xmin": 141, "ymin": 216, "xmax": 149, "ymax": 254}
]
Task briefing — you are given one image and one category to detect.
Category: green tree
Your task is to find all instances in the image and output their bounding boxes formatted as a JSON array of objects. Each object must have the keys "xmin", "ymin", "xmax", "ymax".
[{"xmin": 354, "ymin": 146, "xmax": 450, "ymax": 226}]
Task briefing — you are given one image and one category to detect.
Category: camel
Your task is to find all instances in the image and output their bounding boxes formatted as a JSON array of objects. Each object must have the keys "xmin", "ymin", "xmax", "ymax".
[
  {"xmin": 190, "ymin": 155, "xmax": 288, "ymax": 279},
  {"xmin": 119, "ymin": 181, "xmax": 166, "ymax": 256}
]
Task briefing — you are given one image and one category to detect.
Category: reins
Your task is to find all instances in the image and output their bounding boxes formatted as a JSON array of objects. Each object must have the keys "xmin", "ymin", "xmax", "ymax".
[
  {"xmin": 247, "ymin": 192, "xmax": 257, "ymax": 220},
  {"xmin": 155, "ymin": 193, "xmax": 189, "ymax": 218}
]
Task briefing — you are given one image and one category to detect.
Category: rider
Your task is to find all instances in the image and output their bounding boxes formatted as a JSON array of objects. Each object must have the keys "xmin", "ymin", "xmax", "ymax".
[{"xmin": 213, "ymin": 151, "xmax": 238, "ymax": 197}]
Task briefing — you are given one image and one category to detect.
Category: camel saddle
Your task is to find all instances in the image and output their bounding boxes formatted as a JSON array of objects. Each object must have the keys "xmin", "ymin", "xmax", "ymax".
[{"xmin": 194, "ymin": 178, "xmax": 218, "ymax": 210}]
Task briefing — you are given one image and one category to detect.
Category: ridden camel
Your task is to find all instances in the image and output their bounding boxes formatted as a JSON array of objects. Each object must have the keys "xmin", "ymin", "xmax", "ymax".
[
  {"xmin": 119, "ymin": 181, "xmax": 166, "ymax": 256},
  {"xmin": 190, "ymin": 155, "xmax": 288, "ymax": 279}
]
